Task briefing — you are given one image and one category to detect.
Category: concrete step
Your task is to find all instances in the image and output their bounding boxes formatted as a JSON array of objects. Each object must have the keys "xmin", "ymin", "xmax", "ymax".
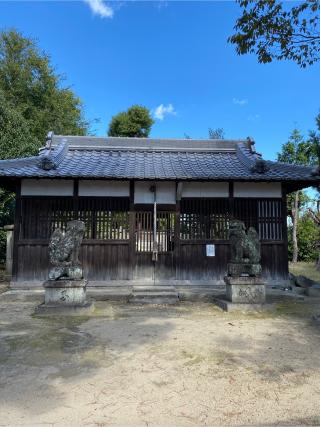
[
  {"xmin": 131, "ymin": 285, "xmax": 179, "ymax": 305},
  {"xmin": 133, "ymin": 285, "xmax": 176, "ymax": 292}
]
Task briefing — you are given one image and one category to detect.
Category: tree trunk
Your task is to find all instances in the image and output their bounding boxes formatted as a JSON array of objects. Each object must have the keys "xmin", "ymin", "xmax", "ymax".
[
  {"xmin": 316, "ymin": 255, "xmax": 320, "ymax": 271},
  {"xmin": 291, "ymin": 191, "xmax": 299, "ymax": 263}
]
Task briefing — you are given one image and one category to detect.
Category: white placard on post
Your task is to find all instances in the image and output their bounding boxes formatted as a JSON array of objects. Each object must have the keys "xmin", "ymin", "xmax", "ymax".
[{"xmin": 206, "ymin": 244, "xmax": 215, "ymax": 257}]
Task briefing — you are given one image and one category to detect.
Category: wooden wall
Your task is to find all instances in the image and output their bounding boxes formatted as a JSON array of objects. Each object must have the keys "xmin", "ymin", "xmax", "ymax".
[
  {"xmin": 14, "ymin": 240, "xmax": 288, "ymax": 282},
  {"xmin": 177, "ymin": 241, "xmax": 288, "ymax": 280},
  {"xmin": 15, "ymin": 241, "xmax": 131, "ymax": 282},
  {"xmin": 12, "ymin": 184, "xmax": 289, "ymax": 283}
]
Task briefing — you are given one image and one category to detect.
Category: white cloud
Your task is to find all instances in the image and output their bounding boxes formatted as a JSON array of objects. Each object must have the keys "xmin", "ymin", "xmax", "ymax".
[
  {"xmin": 153, "ymin": 103, "xmax": 177, "ymax": 120},
  {"xmin": 84, "ymin": 0, "xmax": 114, "ymax": 18},
  {"xmin": 247, "ymin": 114, "xmax": 260, "ymax": 121},
  {"xmin": 233, "ymin": 98, "xmax": 248, "ymax": 106},
  {"xmin": 156, "ymin": 1, "xmax": 168, "ymax": 10}
]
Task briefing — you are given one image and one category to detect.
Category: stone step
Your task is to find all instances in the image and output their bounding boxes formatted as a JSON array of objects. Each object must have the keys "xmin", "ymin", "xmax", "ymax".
[
  {"xmin": 131, "ymin": 295, "xmax": 179, "ymax": 304},
  {"xmin": 131, "ymin": 285, "xmax": 179, "ymax": 305},
  {"xmin": 132, "ymin": 286, "xmax": 177, "ymax": 294},
  {"xmin": 133, "ymin": 292, "xmax": 178, "ymax": 298}
]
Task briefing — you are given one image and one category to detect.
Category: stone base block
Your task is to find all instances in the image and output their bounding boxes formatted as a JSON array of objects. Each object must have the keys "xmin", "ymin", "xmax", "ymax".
[
  {"xmin": 44, "ymin": 279, "xmax": 87, "ymax": 305},
  {"xmin": 306, "ymin": 286, "xmax": 320, "ymax": 297},
  {"xmin": 227, "ymin": 263, "xmax": 261, "ymax": 277},
  {"xmin": 224, "ymin": 276, "xmax": 266, "ymax": 304},
  {"xmin": 49, "ymin": 266, "xmax": 83, "ymax": 281},
  {"xmin": 214, "ymin": 298, "xmax": 273, "ymax": 312},
  {"xmin": 35, "ymin": 301, "xmax": 94, "ymax": 316}
]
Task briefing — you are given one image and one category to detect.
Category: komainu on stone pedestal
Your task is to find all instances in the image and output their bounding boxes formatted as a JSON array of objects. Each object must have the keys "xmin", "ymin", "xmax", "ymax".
[
  {"xmin": 48, "ymin": 220, "xmax": 85, "ymax": 280},
  {"xmin": 224, "ymin": 220, "xmax": 266, "ymax": 305},
  {"xmin": 35, "ymin": 220, "xmax": 94, "ymax": 315},
  {"xmin": 227, "ymin": 220, "xmax": 262, "ymax": 277}
]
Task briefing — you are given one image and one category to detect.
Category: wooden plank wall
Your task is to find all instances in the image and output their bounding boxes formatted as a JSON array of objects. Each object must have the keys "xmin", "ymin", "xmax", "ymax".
[
  {"xmin": 12, "ymin": 189, "xmax": 289, "ymax": 282},
  {"xmin": 16, "ymin": 241, "xmax": 130, "ymax": 281},
  {"xmin": 177, "ymin": 242, "xmax": 288, "ymax": 280}
]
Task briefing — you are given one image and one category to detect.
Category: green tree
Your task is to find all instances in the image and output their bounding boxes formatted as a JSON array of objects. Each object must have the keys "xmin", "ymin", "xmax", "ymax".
[
  {"xmin": 308, "ymin": 113, "xmax": 320, "ymax": 167},
  {"xmin": 208, "ymin": 128, "xmax": 225, "ymax": 139},
  {"xmin": 0, "ymin": 30, "xmax": 89, "ymax": 265},
  {"xmin": 277, "ymin": 129, "xmax": 311, "ymax": 263},
  {"xmin": 0, "ymin": 29, "xmax": 88, "ymax": 146},
  {"xmin": 108, "ymin": 105, "xmax": 154, "ymax": 138},
  {"xmin": 288, "ymin": 214, "xmax": 320, "ymax": 262},
  {"xmin": 0, "ymin": 91, "xmax": 39, "ymax": 159},
  {"xmin": 229, "ymin": 0, "xmax": 320, "ymax": 68}
]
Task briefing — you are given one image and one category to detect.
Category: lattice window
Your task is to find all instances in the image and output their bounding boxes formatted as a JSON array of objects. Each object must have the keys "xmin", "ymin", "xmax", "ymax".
[
  {"xmin": 180, "ymin": 199, "xmax": 230, "ymax": 240},
  {"xmin": 135, "ymin": 211, "xmax": 175, "ymax": 252},
  {"xmin": 20, "ymin": 198, "xmax": 74, "ymax": 239},
  {"xmin": 233, "ymin": 199, "xmax": 283, "ymax": 241},
  {"xmin": 20, "ymin": 197, "xmax": 130, "ymax": 240},
  {"xmin": 78, "ymin": 198, "xmax": 129, "ymax": 240},
  {"xmin": 258, "ymin": 200, "xmax": 283, "ymax": 240},
  {"xmin": 233, "ymin": 199, "xmax": 258, "ymax": 231},
  {"xmin": 180, "ymin": 198, "xmax": 283, "ymax": 241}
]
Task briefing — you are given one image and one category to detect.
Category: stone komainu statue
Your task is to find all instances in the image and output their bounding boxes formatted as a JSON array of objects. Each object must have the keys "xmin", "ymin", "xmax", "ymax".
[
  {"xmin": 48, "ymin": 220, "xmax": 85, "ymax": 280},
  {"xmin": 228, "ymin": 220, "xmax": 261, "ymax": 265}
]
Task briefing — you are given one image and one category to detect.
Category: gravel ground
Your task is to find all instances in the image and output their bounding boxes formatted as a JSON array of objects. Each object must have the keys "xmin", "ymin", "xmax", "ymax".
[{"xmin": 0, "ymin": 294, "xmax": 320, "ymax": 426}]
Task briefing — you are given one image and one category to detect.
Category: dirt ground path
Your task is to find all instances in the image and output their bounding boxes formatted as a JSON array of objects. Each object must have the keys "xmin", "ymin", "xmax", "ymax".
[{"xmin": 0, "ymin": 295, "xmax": 320, "ymax": 426}]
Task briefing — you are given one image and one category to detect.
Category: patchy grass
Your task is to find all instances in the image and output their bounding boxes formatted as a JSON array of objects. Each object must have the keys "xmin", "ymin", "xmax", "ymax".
[{"xmin": 289, "ymin": 261, "xmax": 320, "ymax": 283}]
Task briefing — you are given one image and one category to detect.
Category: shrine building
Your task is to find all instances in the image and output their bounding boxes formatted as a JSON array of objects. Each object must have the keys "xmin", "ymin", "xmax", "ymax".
[{"xmin": 0, "ymin": 133, "xmax": 318, "ymax": 293}]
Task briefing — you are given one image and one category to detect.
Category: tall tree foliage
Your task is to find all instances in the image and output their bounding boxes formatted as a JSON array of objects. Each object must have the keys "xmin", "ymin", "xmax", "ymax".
[
  {"xmin": 308, "ymin": 113, "xmax": 320, "ymax": 168},
  {"xmin": 208, "ymin": 128, "xmax": 225, "ymax": 139},
  {"xmin": 288, "ymin": 214, "xmax": 320, "ymax": 262},
  {"xmin": 0, "ymin": 29, "xmax": 89, "ymax": 265},
  {"xmin": 0, "ymin": 91, "xmax": 39, "ymax": 159},
  {"xmin": 277, "ymin": 129, "xmax": 311, "ymax": 263},
  {"xmin": 0, "ymin": 29, "xmax": 88, "ymax": 147},
  {"xmin": 306, "ymin": 114, "xmax": 320, "ymax": 269},
  {"xmin": 229, "ymin": 0, "xmax": 320, "ymax": 67},
  {"xmin": 108, "ymin": 105, "xmax": 154, "ymax": 138}
]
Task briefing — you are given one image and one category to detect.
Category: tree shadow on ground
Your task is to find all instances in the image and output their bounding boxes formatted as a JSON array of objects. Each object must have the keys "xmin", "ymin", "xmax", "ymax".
[
  {"xmin": 208, "ymin": 297, "xmax": 320, "ymax": 384},
  {"xmin": 0, "ymin": 296, "xmax": 320, "ymax": 421},
  {"xmin": 0, "ymin": 299, "xmax": 185, "ymax": 415}
]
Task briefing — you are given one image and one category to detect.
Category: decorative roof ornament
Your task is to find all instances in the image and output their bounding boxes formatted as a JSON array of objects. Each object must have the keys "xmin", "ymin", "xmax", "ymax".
[
  {"xmin": 37, "ymin": 156, "xmax": 57, "ymax": 171},
  {"xmin": 250, "ymin": 159, "xmax": 270, "ymax": 174},
  {"xmin": 45, "ymin": 131, "xmax": 54, "ymax": 150},
  {"xmin": 37, "ymin": 138, "xmax": 68, "ymax": 171},
  {"xmin": 311, "ymin": 166, "xmax": 320, "ymax": 176}
]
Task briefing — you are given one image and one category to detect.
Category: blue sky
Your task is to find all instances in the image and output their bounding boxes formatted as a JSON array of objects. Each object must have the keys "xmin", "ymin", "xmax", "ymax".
[{"xmin": 0, "ymin": 1, "xmax": 319, "ymax": 161}]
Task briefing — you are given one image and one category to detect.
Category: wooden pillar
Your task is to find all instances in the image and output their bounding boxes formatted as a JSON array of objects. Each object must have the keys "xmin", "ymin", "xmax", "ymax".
[
  {"xmin": 12, "ymin": 180, "xmax": 21, "ymax": 282},
  {"xmin": 73, "ymin": 179, "xmax": 79, "ymax": 217},
  {"xmin": 229, "ymin": 181, "xmax": 234, "ymax": 219},
  {"xmin": 281, "ymin": 183, "xmax": 289, "ymax": 277},
  {"xmin": 4, "ymin": 225, "xmax": 14, "ymax": 279},
  {"xmin": 174, "ymin": 181, "xmax": 181, "ymax": 280},
  {"xmin": 129, "ymin": 180, "xmax": 135, "ymax": 280}
]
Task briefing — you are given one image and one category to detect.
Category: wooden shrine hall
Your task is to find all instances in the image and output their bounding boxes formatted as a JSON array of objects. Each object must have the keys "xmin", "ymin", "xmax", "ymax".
[{"xmin": 0, "ymin": 133, "xmax": 318, "ymax": 292}]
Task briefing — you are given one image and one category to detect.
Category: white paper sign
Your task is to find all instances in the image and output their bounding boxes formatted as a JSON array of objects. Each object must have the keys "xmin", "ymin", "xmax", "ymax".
[{"xmin": 206, "ymin": 244, "xmax": 215, "ymax": 257}]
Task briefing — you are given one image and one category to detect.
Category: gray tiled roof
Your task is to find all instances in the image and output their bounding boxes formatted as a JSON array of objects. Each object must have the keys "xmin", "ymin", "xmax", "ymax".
[{"xmin": 0, "ymin": 134, "xmax": 318, "ymax": 182}]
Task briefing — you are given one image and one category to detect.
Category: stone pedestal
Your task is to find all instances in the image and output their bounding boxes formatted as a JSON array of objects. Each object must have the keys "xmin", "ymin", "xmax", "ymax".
[
  {"xmin": 227, "ymin": 262, "xmax": 262, "ymax": 277},
  {"xmin": 225, "ymin": 276, "xmax": 266, "ymax": 304},
  {"xmin": 35, "ymin": 279, "xmax": 94, "ymax": 315}
]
